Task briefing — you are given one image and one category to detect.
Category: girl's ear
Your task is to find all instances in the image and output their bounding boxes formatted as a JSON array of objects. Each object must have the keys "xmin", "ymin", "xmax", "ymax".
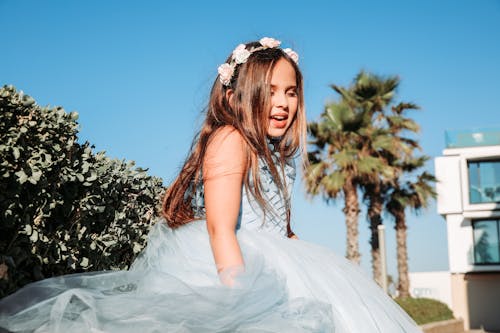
[{"xmin": 225, "ymin": 89, "xmax": 235, "ymax": 109}]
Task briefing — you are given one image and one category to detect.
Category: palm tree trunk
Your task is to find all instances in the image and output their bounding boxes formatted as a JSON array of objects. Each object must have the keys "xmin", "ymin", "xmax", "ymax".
[
  {"xmin": 367, "ymin": 186, "xmax": 383, "ymax": 286},
  {"xmin": 343, "ymin": 178, "xmax": 361, "ymax": 264},
  {"xmin": 394, "ymin": 208, "xmax": 410, "ymax": 297}
]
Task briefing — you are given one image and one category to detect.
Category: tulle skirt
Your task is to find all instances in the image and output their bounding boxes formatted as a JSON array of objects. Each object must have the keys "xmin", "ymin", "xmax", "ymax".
[{"xmin": 0, "ymin": 220, "xmax": 422, "ymax": 332}]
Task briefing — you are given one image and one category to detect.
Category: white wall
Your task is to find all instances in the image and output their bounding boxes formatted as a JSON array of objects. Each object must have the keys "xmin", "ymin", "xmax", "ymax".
[
  {"xmin": 435, "ymin": 156, "xmax": 462, "ymax": 215},
  {"xmin": 409, "ymin": 271, "xmax": 452, "ymax": 308},
  {"xmin": 446, "ymin": 214, "xmax": 473, "ymax": 273}
]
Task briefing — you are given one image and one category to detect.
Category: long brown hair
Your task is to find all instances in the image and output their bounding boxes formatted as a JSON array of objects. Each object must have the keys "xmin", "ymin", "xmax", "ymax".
[{"xmin": 162, "ymin": 41, "xmax": 307, "ymax": 228}]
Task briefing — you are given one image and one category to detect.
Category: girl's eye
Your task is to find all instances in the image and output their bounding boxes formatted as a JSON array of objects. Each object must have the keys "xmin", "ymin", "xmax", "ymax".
[{"xmin": 270, "ymin": 89, "xmax": 297, "ymax": 97}]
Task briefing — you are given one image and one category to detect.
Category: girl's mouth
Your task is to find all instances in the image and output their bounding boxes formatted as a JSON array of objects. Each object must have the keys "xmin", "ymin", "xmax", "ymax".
[{"xmin": 270, "ymin": 115, "xmax": 288, "ymax": 129}]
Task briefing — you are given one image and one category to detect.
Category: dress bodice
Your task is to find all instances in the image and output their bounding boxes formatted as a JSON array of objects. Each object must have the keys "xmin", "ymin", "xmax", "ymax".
[
  {"xmin": 191, "ymin": 149, "xmax": 296, "ymax": 238},
  {"xmin": 237, "ymin": 155, "xmax": 295, "ymax": 237}
]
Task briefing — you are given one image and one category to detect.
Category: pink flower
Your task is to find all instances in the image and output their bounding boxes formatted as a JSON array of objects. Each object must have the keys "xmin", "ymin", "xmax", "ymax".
[
  {"xmin": 283, "ymin": 48, "xmax": 299, "ymax": 64},
  {"xmin": 232, "ymin": 44, "xmax": 251, "ymax": 64},
  {"xmin": 217, "ymin": 37, "xmax": 297, "ymax": 87},
  {"xmin": 218, "ymin": 63, "xmax": 234, "ymax": 86},
  {"xmin": 259, "ymin": 37, "xmax": 281, "ymax": 49}
]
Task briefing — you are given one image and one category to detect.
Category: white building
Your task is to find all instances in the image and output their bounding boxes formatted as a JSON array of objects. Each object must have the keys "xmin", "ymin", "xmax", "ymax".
[{"xmin": 435, "ymin": 128, "xmax": 500, "ymax": 331}]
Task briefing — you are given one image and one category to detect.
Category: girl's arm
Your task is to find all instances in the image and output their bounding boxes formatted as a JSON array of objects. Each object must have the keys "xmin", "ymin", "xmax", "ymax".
[{"xmin": 203, "ymin": 127, "xmax": 246, "ymax": 285}]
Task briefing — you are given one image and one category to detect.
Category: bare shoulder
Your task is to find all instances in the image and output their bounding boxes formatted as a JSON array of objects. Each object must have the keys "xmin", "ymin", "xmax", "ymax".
[
  {"xmin": 206, "ymin": 126, "xmax": 245, "ymax": 157},
  {"xmin": 209, "ymin": 126, "xmax": 244, "ymax": 147},
  {"xmin": 203, "ymin": 126, "xmax": 246, "ymax": 179}
]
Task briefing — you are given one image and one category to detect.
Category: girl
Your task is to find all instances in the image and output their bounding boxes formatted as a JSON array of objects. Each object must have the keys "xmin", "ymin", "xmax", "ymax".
[{"xmin": 0, "ymin": 38, "xmax": 422, "ymax": 332}]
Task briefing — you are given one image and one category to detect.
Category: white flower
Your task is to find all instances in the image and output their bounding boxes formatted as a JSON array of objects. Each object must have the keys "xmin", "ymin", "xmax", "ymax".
[
  {"xmin": 260, "ymin": 37, "xmax": 281, "ymax": 48},
  {"xmin": 232, "ymin": 44, "xmax": 251, "ymax": 64},
  {"xmin": 283, "ymin": 48, "xmax": 299, "ymax": 64},
  {"xmin": 218, "ymin": 63, "xmax": 234, "ymax": 86}
]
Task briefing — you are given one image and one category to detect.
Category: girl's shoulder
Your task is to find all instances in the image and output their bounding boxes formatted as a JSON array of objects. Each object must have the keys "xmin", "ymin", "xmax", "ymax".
[
  {"xmin": 204, "ymin": 126, "xmax": 246, "ymax": 180},
  {"xmin": 206, "ymin": 126, "xmax": 246, "ymax": 157},
  {"xmin": 209, "ymin": 125, "xmax": 244, "ymax": 147}
]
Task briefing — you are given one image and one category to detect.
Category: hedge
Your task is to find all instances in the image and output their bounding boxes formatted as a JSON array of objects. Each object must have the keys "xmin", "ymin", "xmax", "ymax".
[
  {"xmin": 395, "ymin": 297, "xmax": 454, "ymax": 325},
  {"xmin": 0, "ymin": 85, "xmax": 165, "ymax": 298}
]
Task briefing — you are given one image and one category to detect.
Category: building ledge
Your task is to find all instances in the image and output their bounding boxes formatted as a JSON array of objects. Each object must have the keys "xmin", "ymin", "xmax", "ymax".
[
  {"xmin": 462, "ymin": 210, "xmax": 500, "ymax": 219},
  {"xmin": 421, "ymin": 318, "xmax": 464, "ymax": 333}
]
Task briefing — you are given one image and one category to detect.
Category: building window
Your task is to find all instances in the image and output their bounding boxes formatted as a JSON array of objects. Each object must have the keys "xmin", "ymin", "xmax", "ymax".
[
  {"xmin": 472, "ymin": 219, "xmax": 500, "ymax": 265},
  {"xmin": 468, "ymin": 160, "xmax": 500, "ymax": 204}
]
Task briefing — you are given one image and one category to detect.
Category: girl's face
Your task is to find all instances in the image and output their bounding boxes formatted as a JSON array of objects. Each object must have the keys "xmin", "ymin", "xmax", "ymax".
[{"xmin": 267, "ymin": 58, "xmax": 298, "ymax": 138}]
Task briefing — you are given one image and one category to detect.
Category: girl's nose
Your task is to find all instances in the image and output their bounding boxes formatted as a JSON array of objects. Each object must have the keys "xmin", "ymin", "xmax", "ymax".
[{"xmin": 273, "ymin": 91, "xmax": 288, "ymax": 109}]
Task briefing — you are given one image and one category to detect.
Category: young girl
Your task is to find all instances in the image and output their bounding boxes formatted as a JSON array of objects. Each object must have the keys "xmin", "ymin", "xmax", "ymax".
[{"xmin": 0, "ymin": 38, "xmax": 422, "ymax": 332}]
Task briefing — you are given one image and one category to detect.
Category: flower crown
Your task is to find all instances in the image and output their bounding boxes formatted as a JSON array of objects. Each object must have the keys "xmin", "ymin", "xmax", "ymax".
[{"xmin": 217, "ymin": 37, "xmax": 299, "ymax": 87}]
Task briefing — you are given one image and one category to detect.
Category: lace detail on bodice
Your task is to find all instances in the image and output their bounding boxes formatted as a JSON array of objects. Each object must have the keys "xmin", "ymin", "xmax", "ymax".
[
  {"xmin": 190, "ymin": 147, "xmax": 296, "ymax": 238},
  {"xmin": 237, "ymin": 155, "xmax": 295, "ymax": 237}
]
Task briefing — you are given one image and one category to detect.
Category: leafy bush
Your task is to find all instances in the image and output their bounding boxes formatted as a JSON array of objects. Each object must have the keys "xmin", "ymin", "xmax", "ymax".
[
  {"xmin": 0, "ymin": 85, "xmax": 165, "ymax": 298},
  {"xmin": 395, "ymin": 297, "xmax": 454, "ymax": 325}
]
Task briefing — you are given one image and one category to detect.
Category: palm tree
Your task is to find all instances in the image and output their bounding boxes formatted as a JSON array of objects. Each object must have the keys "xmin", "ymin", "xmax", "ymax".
[
  {"xmin": 335, "ymin": 71, "xmax": 419, "ymax": 285},
  {"xmin": 383, "ymin": 101, "xmax": 433, "ymax": 296},
  {"xmin": 306, "ymin": 70, "xmax": 431, "ymax": 285},
  {"xmin": 362, "ymin": 101, "xmax": 423, "ymax": 286},
  {"xmin": 306, "ymin": 81, "xmax": 394, "ymax": 264},
  {"xmin": 386, "ymin": 169, "xmax": 436, "ymax": 297}
]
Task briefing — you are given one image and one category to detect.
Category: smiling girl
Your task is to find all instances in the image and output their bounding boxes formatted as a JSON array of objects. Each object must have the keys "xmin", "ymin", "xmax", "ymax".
[{"xmin": 0, "ymin": 37, "xmax": 422, "ymax": 333}]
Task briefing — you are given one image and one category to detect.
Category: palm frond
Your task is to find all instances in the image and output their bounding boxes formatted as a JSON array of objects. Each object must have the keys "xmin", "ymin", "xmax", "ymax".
[{"xmin": 392, "ymin": 102, "xmax": 420, "ymax": 115}]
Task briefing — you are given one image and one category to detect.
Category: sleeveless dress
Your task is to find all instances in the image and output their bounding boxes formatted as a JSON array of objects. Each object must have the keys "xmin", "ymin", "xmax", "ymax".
[{"xmin": 0, "ymin": 149, "xmax": 422, "ymax": 333}]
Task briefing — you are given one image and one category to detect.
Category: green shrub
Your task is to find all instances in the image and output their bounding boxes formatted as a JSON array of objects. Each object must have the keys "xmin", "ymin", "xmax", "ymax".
[
  {"xmin": 0, "ymin": 85, "xmax": 165, "ymax": 298},
  {"xmin": 395, "ymin": 297, "xmax": 454, "ymax": 325}
]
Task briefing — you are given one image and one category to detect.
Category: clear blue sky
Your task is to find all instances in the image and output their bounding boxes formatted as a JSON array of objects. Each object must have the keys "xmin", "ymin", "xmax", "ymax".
[{"xmin": 1, "ymin": 0, "xmax": 499, "ymax": 278}]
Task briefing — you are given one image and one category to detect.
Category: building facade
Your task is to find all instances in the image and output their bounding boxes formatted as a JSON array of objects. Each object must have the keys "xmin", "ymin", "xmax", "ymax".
[
  {"xmin": 435, "ymin": 128, "xmax": 500, "ymax": 331},
  {"xmin": 408, "ymin": 271, "xmax": 452, "ymax": 309}
]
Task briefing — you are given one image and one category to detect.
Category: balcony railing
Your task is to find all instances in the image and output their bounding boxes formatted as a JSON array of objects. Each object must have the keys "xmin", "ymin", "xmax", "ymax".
[{"xmin": 445, "ymin": 128, "xmax": 500, "ymax": 148}]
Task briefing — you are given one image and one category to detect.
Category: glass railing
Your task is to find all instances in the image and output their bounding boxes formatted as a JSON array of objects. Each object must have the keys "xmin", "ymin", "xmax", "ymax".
[{"xmin": 445, "ymin": 128, "xmax": 500, "ymax": 148}]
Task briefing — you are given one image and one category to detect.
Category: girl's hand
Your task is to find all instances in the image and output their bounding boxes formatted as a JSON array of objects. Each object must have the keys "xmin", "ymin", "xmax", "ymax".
[{"xmin": 218, "ymin": 265, "xmax": 245, "ymax": 287}]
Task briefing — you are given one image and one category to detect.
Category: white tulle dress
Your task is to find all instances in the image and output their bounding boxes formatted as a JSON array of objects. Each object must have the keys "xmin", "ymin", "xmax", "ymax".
[{"xmin": 0, "ymin": 150, "xmax": 422, "ymax": 332}]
